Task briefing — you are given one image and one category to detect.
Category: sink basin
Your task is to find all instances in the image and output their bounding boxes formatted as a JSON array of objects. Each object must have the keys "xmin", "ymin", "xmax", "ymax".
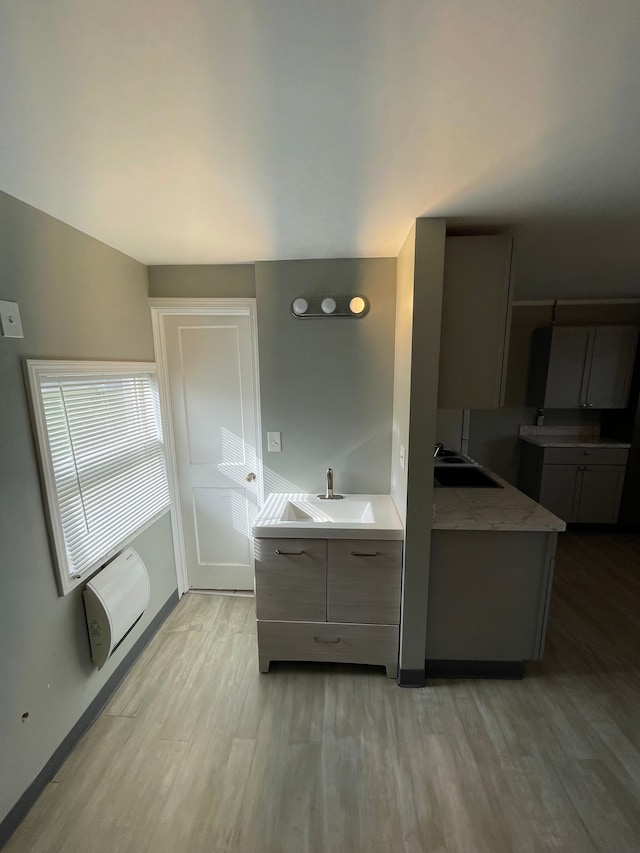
[
  {"xmin": 434, "ymin": 467, "xmax": 503, "ymax": 488},
  {"xmin": 252, "ymin": 493, "xmax": 404, "ymax": 539},
  {"xmin": 280, "ymin": 499, "xmax": 375, "ymax": 523}
]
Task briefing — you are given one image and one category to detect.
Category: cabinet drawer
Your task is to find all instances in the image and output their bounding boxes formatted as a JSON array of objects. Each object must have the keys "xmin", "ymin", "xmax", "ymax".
[
  {"xmin": 327, "ymin": 539, "xmax": 402, "ymax": 624},
  {"xmin": 254, "ymin": 538, "xmax": 326, "ymax": 622},
  {"xmin": 542, "ymin": 447, "xmax": 629, "ymax": 466},
  {"xmin": 257, "ymin": 620, "xmax": 399, "ymax": 669}
]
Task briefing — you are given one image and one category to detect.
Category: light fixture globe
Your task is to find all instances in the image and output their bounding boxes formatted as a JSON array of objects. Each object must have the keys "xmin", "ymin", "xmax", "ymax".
[
  {"xmin": 349, "ymin": 296, "xmax": 366, "ymax": 315},
  {"xmin": 292, "ymin": 298, "xmax": 309, "ymax": 315},
  {"xmin": 321, "ymin": 297, "xmax": 337, "ymax": 314}
]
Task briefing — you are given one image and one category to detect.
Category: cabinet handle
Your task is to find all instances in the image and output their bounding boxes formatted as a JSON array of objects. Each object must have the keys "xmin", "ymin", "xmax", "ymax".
[
  {"xmin": 275, "ymin": 549, "xmax": 305, "ymax": 556},
  {"xmin": 350, "ymin": 551, "xmax": 379, "ymax": 557},
  {"xmin": 583, "ymin": 451, "xmax": 591, "ymax": 455},
  {"xmin": 314, "ymin": 636, "xmax": 341, "ymax": 644}
]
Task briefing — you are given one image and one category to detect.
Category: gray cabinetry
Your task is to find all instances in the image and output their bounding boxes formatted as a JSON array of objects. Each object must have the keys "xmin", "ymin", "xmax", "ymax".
[
  {"xmin": 528, "ymin": 325, "xmax": 638, "ymax": 409},
  {"xmin": 538, "ymin": 465, "xmax": 578, "ymax": 522},
  {"xmin": 519, "ymin": 443, "xmax": 628, "ymax": 524},
  {"xmin": 326, "ymin": 539, "xmax": 402, "ymax": 624},
  {"xmin": 254, "ymin": 538, "xmax": 326, "ymax": 621},
  {"xmin": 572, "ymin": 465, "xmax": 627, "ymax": 524},
  {"xmin": 427, "ymin": 530, "xmax": 557, "ymax": 661},
  {"xmin": 438, "ymin": 235, "xmax": 513, "ymax": 409},
  {"xmin": 254, "ymin": 537, "xmax": 402, "ymax": 677}
]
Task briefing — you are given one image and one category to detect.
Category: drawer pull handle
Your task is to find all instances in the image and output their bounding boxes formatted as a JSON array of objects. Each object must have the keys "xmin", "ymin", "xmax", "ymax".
[
  {"xmin": 314, "ymin": 636, "xmax": 341, "ymax": 644},
  {"xmin": 350, "ymin": 551, "xmax": 379, "ymax": 557},
  {"xmin": 275, "ymin": 549, "xmax": 305, "ymax": 556}
]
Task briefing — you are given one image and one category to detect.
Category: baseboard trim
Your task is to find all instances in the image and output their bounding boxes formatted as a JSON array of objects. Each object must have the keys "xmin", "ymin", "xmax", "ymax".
[
  {"xmin": 398, "ymin": 667, "xmax": 427, "ymax": 688},
  {"xmin": 0, "ymin": 590, "xmax": 179, "ymax": 850},
  {"xmin": 425, "ymin": 659, "xmax": 524, "ymax": 680}
]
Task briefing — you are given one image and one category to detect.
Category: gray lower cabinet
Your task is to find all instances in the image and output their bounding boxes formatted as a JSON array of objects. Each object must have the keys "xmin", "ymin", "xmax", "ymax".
[
  {"xmin": 427, "ymin": 530, "xmax": 557, "ymax": 661},
  {"xmin": 519, "ymin": 444, "xmax": 629, "ymax": 524},
  {"xmin": 254, "ymin": 537, "xmax": 402, "ymax": 678}
]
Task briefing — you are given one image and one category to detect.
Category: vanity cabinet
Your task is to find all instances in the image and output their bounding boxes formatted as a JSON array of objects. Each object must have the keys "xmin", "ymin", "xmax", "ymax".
[
  {"xmin": 437, "ymin": 235, "xmax": 514, "ymax": 409},
  {"xmin": 527, "ymin": 325, "xmax": 638, "ymax": 409},
  {"xmin": 519, "ymin": 444, "xmax": 629, "ymax": 524},
  {"xmin": 255, "ymin": 537, "xmax": 402, "ymax": 677}
]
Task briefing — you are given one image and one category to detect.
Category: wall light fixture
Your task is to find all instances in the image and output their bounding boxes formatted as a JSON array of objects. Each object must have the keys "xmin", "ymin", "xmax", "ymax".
[{"xmin": 291, "ymin": 295, "xmax": 369, "ymax": 319}]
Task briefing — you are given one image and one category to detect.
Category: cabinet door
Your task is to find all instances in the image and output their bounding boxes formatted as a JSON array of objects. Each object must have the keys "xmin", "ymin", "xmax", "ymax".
[
  {"xmin": 326, "ymin": 540, "xmax": 402, "ymax": 625},
  {"xmin": 585, "ymin": 326, "xmax": 638, "ymax": 409},
  {"xmin": 438, "ymin": 235, "xmax": 513, "ymax": 409},
  {"xmin": 427, "ymin": 530, "xmax": 554, "ymax": 661},
  {"xmin": 539, "ymin": 465, "xmax": 579, "ymax": 523},
  {"xmin": 254, "ymin": 538, "xmax": 326, "ymax": 621},
  {"xmin": 543, "ymin": 327, "xmax": 592, "ymax": 408},
  {"xmin": 576, "ymin": 466, "xmax": 626, "ymax": 524}
]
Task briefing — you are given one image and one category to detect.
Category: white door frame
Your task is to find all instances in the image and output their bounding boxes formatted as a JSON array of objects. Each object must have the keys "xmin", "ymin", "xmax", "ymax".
[{"xmin": 149, "ymin": 298, "xmax": 263, "ymax": 596}]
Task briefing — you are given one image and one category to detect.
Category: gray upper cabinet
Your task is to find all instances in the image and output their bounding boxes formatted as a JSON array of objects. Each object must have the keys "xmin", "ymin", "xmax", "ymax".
[
  {"xmin": 437, "ymin": 235, "xmax": 514, "ymax": 410},
  {"xmin": 528, "ymin": 325, "xmax": 639, "ymax": 409}
]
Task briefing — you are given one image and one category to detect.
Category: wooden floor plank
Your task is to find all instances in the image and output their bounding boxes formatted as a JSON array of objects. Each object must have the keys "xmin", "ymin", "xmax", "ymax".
[{"xmin": 4, "ymin": 532, "xmax": 640, "ymax": 853}]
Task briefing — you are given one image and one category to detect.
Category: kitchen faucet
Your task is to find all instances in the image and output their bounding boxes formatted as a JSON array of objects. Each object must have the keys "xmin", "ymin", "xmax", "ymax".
[
  {"xmin": 434, "ymin": 442, "xmax": 444, "ymax": 458},
  {"xmin": 318, "ymin": 467, "xmax": 343, "ymax": 500}
]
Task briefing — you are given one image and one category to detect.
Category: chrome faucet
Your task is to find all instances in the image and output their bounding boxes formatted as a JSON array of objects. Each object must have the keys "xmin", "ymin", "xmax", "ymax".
[
  {"xmin": 434, "ymin": 442, "xmax": 444, "ymax": 458},
  {"xmin": 318, "ymin": 467, "xmax": 343, "ymax": 500}
]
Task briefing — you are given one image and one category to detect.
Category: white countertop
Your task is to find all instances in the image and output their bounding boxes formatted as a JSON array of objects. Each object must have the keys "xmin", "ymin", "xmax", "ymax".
[
  {"xmin": 252, "ymin": 493, "xmax": 404, "ymax": 540},
  {"xmin": 518, "ymin": 425, "xmax": 630, "ymax": 449},
  {"xmin": 519, "ymin": 435, "xmax": 630, "ymax": 449},
  {"xmin": 432, "ymin": 468, "xmax": 566, "ymax": 532}
]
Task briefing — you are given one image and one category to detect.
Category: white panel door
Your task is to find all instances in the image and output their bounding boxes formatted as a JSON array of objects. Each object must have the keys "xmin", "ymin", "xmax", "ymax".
[{"xmin": 162, "ymin": 308, "xmax": 261, "ymax": 590}]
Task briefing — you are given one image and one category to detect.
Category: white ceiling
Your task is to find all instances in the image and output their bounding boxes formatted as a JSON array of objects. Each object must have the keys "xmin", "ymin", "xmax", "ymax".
[{"xmin": 1, "ymin": 0, "xmax": 640, "ymax": 265}]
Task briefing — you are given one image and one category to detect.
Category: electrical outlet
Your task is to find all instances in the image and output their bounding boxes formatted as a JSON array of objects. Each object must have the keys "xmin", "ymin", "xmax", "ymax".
[
  {"xmin": 267, "ymin": 431, "xmax": 282, "ymax": 452},
  {"xmin": 0, "ymin": 300, "xmax": 24, "ymax": 338}
]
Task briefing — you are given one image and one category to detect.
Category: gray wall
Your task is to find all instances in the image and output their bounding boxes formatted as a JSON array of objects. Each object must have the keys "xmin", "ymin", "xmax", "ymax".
[
  {"xmin": 402, "ymin": 219, "xmax": 446, "ymax": 672},
  {"xmin": 0, "ymin": 191, "xmax": 177, "ymax": 824},
  {"xmin": 390, "ymin": 225, "xmax": 415, "ymax": 523},
  {"xmin": 447, "ymin": 214, "xmax": 640, "ymax": 300},
  {"xmin": 148, "ymin": 264, "xmax": 256, "ymax": 298},
  {"xmin": 255, "ymin": 258, "xmax": 396, "ymax": 495},
  {"xmin": 511, "ymin": 215, "xmax": 640, "ymax": 300}
]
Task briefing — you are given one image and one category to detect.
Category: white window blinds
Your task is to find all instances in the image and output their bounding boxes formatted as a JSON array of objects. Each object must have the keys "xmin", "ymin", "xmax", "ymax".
[{"xmin": 26, "ymin": 361, "xmax": 171, "ymax": 594}]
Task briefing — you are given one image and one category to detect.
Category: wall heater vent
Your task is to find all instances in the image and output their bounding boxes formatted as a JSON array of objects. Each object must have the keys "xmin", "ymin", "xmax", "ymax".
[{"xmin": 83, "ymin": 547, "xmax": 150, "ymax": 669}]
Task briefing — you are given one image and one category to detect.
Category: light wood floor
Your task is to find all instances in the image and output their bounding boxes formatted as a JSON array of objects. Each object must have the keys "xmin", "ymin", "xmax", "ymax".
[{"xmin": 5, "ymin": 531, "xmax": 640, "ymax": 853}]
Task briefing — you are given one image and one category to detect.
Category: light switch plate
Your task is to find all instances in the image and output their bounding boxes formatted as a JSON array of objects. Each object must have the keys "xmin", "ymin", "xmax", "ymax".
[
  {"xmin": 400, "ymin": 445, "xmax": 406, "ymax": 470},
  {"xmin": 267, "ymin": 431, "xmax": 282, "ymax": 452},
  {"xmin": 0, "ymin": 300, "xmax": 24, "ymax": 338}
]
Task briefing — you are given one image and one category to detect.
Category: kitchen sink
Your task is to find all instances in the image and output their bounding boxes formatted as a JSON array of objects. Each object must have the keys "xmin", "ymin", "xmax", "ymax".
[{"xmin": 433, "ymin": 467, "xmax": 503, "ymax": 488}]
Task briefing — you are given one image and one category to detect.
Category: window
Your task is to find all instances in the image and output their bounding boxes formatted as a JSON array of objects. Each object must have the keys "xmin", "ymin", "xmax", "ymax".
[{"xmin": 26, "ymin": 361, "xmax": 171, "ymax": 595}]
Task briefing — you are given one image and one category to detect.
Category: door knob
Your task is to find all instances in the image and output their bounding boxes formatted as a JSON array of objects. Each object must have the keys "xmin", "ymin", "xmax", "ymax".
[{"xmin": 246, "ymin": 472, "xmax": 256, "ymax": 482}]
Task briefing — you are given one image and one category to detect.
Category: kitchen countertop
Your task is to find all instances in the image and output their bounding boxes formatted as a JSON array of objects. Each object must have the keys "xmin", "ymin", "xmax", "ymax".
[
  {"xmin": 253, "ymin": 471, "xmax": 566, "ymax": 537},
  {"xmin": 519, "ymin": 435, "xmax": 631, "ymax": 449},
  {"xmin": 432, "ymin": 468, "xmax": 566, "ymax": 532},
  {"xmin": 518, "ymin": 425, "xmax": 630, "ymax": 449}
]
